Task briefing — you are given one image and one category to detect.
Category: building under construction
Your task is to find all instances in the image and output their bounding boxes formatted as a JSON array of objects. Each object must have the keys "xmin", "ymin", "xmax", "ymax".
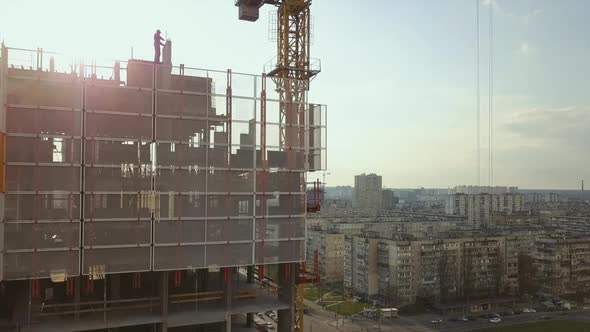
[{"xmin": 0, "ymin": 43, "xmax": 326, "ymax": 331}]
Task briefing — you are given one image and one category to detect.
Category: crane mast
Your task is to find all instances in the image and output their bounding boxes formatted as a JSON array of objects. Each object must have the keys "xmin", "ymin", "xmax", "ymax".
[
  {"xmin": 267, "ymin": 0, "xmax": 316, "ymax": 155},
  {"xmin": 235, "ymin": 1, "xmax": 320, "ymax": 331},
  {"xmin": 236, "ymin": 0, "xmax": 319, "ymax": 159}
]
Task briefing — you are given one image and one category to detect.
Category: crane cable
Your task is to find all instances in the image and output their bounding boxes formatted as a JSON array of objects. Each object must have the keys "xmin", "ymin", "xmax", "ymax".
[
  {"xmin": 476, "ymin": 0, "xmax": 480, "ymax": 195},
  {"xmin": 489, "ymin": 0, "xmax": 494, "ymax": 227}
]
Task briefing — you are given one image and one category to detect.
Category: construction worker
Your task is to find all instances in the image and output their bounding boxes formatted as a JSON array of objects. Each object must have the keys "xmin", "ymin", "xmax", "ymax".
[{"xmin": 154, "ymin": 29, "xmax": 165, "ymax": 63}]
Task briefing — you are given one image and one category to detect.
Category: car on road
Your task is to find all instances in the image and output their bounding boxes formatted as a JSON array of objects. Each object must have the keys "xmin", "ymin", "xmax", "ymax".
[
  {"xmin": 523, "ymin": 308, "xmax": 537, "ymax": 313},
  {"xmin": 488, "ymin": 312, "xmax": 501, "ymax": 319},
  {"xmin": 448, "ymin": 317, "xmax": 458, "ymax": 322},
  {"xmin": 458, "ymin": 316, "xmax": 469, "ymax": 322},
  {"xmin": 467, "ymin": 315, "xmax": 478, "ymax": 321},
  {"xmin": 540, "ymin": 315, "xmax": 552, "ymax": 320},
  {"xmin": 489, "ymin": 317, "xmax": 502, "ymax": 323},
  {"xmin": 430, "ymin": 318, "xmax": 443, "ymax": 324}
]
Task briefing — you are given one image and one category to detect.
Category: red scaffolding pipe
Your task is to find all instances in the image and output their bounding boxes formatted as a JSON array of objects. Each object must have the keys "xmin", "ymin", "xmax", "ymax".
[{"xmin": 258, "ymin": 73, "xmax": 267, "ymax": 282}]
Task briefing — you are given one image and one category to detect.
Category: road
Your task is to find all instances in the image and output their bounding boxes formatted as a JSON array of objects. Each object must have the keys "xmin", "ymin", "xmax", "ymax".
[
  {"xmin": 304, "ymin": 301, "xmax": 590, "ymax": 332},
  {"xmin": 403, "ymin": 310, "xmax": 590, "ymax": 332}
]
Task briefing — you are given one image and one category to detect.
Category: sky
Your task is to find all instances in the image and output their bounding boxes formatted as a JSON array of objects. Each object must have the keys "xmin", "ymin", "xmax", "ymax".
[{"xmin": 2, "ymin": 0, "xmax": 589, "ymax": 190}]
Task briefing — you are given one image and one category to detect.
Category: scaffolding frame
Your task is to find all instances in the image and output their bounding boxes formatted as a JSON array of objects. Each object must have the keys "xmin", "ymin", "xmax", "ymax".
[{"xmin": 0, "ymin": 45, "xmax": 327, "ymax": 281}]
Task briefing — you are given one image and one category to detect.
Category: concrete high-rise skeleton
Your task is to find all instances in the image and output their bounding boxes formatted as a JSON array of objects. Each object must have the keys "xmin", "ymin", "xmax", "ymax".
[{"xmin": 0, "ymin": 43, "xmax": 327, "ymax": 331}]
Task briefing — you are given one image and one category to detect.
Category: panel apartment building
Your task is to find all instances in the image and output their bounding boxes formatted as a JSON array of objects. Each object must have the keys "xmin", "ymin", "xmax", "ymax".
[
  {"xmin": 344, "ymin": 236, "xmax": 380, "ymax": 300},
  {"xmin": 378, "ymin": 236, "xmax": 518, "ymax": 306},
  {"xmin": 533, "ymin": 236, "xmax": 590, "ymax": 299},
  {"xmin": 446, "ymin": 193, "xmax": 524, "ymax": 227},
  {"xmin": 0, "ymin": 44, "xmax": 326, "ymax": 331},
  {"xmin": 353, "ymin": 173, "xmax": 382, "ymax": 210},
  {"xmin": 306, "ymin": 230, "xmax": 345, "ymax": 284},
  {"xmin": 344, "ymin": 233, "xmax": 522, "ymax": 307}
]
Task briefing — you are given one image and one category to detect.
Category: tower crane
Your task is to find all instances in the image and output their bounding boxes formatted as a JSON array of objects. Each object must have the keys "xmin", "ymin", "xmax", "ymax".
[
  {"xmin": 234, "ymin": 1, "xmax": 321, "ymax": 331},
  {"xmin": 235, "ymin": 0, "xmax": 319, "ymax": 151}
]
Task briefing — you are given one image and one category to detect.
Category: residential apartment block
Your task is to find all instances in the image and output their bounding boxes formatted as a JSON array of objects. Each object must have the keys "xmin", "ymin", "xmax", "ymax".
[
  {"xmin": 446, "ymin": 193, "xmax": 524, "ymax": 227},
  {"xmin": 533, "ymin": 236, "xmax": 590, "ymax": 299},
  {"xmin": 377, "ymin": 236, "xmax": 515, "ymax": 306},
  {"xmin": 306, "ymin": 230, "xmax": 345, "ymax": 283},
  {"xmin": 344, "ymin": 236, "xmax": 380, "ymax": 300},
  {"xmin": 353, "ymin": 173, "xmax": 382, "ymax": 210},
  {"xmin": 450, "ymin": 186, "xmax": 519, "ymax": 195},
  {"xmin": 342, "ymin": 231, "xmax": 529, "ymax": 307}
]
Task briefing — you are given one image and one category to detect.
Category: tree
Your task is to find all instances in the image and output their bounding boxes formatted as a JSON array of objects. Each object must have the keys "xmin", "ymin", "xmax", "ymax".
[
  {"xmin": 438, "ymin": 249, "xmax": 453, "ymax": 303},
  {"xmin": 518, "ymin": 253, "xmax": 539, "ymax": 295}
]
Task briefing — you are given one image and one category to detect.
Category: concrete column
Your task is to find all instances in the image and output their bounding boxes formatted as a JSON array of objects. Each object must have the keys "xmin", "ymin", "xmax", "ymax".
[
  {"xmin": 224, "ymin": 268, "xmax": 234, "ymax": 311},
  {"xmin": 74, "ymin": 276, "xmax": 80, "ymax": 319},
  {"xmin": 160, "ymin": 271, "xmax": 169, "ymax": 332},
  {"xmin": 247, "ymin": 265, "xmax": 254, "ymax": 283},
  {"xmin": 245, "ymin": 265, "xmax": 255, "ymax": 326},
  {"xmin": 246, "ymin": 313, "xmax": 253, "ymax": 327},
  {"xmin": 225, "ymin": 313, "xmax": 232, "ymax": 332},
  {"xmin": 202, "ymin": 268, "xmax": 209, "ymax": 291},
  {"xmin": 222, "ymin": 268, "xmax": 237, "ymax": 332},
  {"xmin": 110, "ymin": 273, "xmax": 121, "ymax": 300},
  {"xmin": 278, "ymin": 263, "xmax": 297, "ymax": 332}
]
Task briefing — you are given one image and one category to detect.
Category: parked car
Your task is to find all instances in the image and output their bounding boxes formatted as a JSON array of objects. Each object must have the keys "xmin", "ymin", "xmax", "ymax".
[
  {"xmin": 458, "ymin": 316, "xmax": 470, "ymax": 322},
  {"xmin": 448, "ymin": 317, "xmax": 458, "ymax": 322},
  {"xmin": 266, "ymin": 322, "xmax": 275, "ymax": 330},
  {"xmin": 489, "ymin": 318, "xmax": 502, "ymax": 323},
  {"xmin": 488, "ymin": 312, "xmax": 501, "ymax": 319},
  {"xmin": 430, "ymin": 318, "xmax": 443, "ymax": 324},
  {"xmin": 467, "ymin": 315, "xmax": 478, "ymax": 321}
]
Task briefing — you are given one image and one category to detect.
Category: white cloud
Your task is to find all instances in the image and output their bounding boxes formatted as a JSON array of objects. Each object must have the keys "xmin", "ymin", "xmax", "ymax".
[
  {"xmin": 503, "ymin": 106, "xmax": 590, "ymax": 148},
  {"xmin": 482, "ymin": 0, "xmax": 542, "ymax": 26},
  {"xmin": 519, "ymin": 42, "xmax": 531, "ymax": 55},
  {"xmin": 522, "ymin": 8, "xmax": 542, "ymax": 25}
]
